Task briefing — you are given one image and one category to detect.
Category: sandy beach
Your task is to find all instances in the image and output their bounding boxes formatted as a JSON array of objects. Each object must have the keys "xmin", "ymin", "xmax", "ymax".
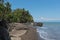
[{"xmin": 9, "ymin": 23, "xmax": 41, "ymax": 40}]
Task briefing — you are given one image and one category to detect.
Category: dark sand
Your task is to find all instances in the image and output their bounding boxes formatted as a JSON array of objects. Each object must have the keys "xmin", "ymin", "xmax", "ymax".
[{"xmin": 21, "ymin": 27, "xmax": 38, "ymax": 40}]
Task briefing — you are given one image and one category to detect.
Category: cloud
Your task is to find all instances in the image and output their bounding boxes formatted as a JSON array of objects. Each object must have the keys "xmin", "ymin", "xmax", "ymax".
[{"xmin": 40, "ymin": 17, "xmax": 60, "ymax": 21}]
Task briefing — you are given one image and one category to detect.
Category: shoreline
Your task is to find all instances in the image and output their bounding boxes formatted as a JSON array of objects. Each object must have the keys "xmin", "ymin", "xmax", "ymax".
[
  {"xmin": 37, "ymin": 32, "xmax": 44, "ymax": 40},
  {"xmin": 9, "ymin": 23, "xmax": 43, "ymax": 40}
]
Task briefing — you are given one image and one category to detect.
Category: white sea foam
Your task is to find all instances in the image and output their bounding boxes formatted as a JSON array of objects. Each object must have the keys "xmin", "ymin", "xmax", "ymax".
[
  {"xmin": 37, "ymin": 28, "xmax": 56, "ymax": 40},
  {"xmin": 40, "ymin": 31, "xmax": 48, "ymax": 39},
  {"xmin": 37, "ymin": 22, "xmax": 60, "ymax": 40},
  {"xmin": 37, "ymin": 27, "xmax": 51, "ymax": 40}
]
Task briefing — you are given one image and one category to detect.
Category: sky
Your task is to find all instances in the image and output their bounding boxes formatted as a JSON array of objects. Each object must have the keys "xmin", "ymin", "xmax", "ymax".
[{"xmin": 8, "ymin": 0, "xmax": 60, "ymax": 22}]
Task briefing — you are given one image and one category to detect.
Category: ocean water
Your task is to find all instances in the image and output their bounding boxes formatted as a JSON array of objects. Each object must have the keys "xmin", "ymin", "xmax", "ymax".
[{"xmin": 37, "ymin": 22, "xmax": 60, "ymax": 40}]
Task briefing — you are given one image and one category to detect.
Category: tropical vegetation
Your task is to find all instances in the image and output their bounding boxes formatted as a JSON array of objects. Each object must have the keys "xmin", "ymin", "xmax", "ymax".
[{"xmin": 0, "ymin": 1, "xmax": 34, "ymax": 23}]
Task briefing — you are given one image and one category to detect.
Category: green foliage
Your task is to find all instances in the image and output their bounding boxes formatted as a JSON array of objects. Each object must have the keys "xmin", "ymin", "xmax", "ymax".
[
  {"xmin": 0, "ymin": 1, "xmax": 34, "ymax": 23},
  {"xmin": 12, "ymin": 8, "xmax": 34, "ymax": 23},
  {"xmin": 5, "ymin": 2, "xmax": 11, "ymax": 14},
  {"xmin": 0, "ymin": 4, "xmax": 5, "ymax": 19}
]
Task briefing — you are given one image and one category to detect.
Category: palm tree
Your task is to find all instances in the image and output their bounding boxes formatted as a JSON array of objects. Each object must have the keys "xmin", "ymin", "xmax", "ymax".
[{"xmin": 5, "ymin": 2, "xmax": 11, "ymax": 14}]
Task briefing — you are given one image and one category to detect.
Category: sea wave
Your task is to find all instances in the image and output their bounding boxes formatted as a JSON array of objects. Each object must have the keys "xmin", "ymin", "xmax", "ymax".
[
  {"xmin": 37, "ymin": 22, "xmax": 60, "ymax": 40},
  {"xmin": 37, "ymin": 27, "xmax": 55, "ymax": 40},
  {"xmin": 37, "ymin": 30, "xmax": 56, "ymax": 40}
]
